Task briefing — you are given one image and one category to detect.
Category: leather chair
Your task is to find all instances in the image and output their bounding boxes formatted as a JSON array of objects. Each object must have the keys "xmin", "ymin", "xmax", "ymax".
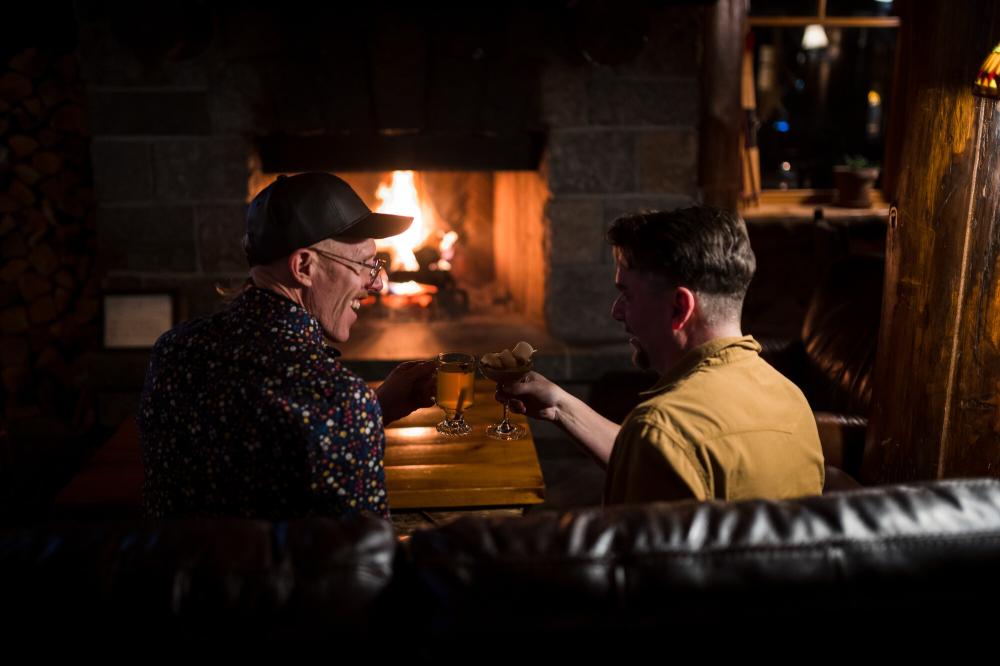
[{"xmin": 761, "ymin": 253, "xmax": 884, "ymax": 482}]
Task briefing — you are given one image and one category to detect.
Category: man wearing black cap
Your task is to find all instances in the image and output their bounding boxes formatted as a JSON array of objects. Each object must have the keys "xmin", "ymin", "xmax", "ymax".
[{"xmin": 137, "ymin": 173, "xmax": 435, "ymax": 521}]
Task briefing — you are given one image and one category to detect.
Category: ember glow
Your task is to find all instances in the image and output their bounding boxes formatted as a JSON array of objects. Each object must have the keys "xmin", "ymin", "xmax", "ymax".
[
  {"xmin": 437, "ymin": 231, "xmax": 459, "ymax": 270},
  {"xmin": 388, "ymin": 280, "xmax": 428, "ymax": 296}
]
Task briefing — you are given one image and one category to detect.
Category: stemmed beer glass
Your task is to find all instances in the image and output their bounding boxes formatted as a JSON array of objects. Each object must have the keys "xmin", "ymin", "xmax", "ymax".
[{"xmin": 435, "ymin": 352, "xmax": 476, "ymax": 435}]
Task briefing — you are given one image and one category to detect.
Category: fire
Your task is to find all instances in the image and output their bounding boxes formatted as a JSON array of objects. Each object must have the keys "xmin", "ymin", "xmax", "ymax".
[
  {"xmin": 388, "ymin": 280, "xmax": 429, "ymax": 296},
  {"xmin": 384, "ymin": 281, "xmax": 438, "ymax": 310},
  {"xmin": 374, "ymin": 171, "xmax": 429, "ymax": 272},
  {"xmin": 364, "ymin": 170, "xmax": 458, "ymax": 310},
  {"xmin": 437, "ymin": 231, "xmax": 458, "ymax": 271}
]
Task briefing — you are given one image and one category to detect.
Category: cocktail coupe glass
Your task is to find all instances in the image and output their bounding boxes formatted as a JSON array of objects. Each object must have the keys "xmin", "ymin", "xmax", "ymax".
[
  {"xmin": 435, "ymin": 352, "xmax": 476, "ymax": 436},
  {"xmin": 481, "ymin": 361, "xmax": 532, "ymax": 440}
]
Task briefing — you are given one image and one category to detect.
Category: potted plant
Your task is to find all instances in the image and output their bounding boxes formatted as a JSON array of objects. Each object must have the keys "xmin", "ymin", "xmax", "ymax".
[{"xmin": 833, "ymin": 155, "xmax": 880, "ymax": 208}]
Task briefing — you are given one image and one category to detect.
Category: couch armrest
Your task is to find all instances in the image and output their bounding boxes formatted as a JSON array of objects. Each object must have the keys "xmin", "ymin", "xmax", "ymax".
[
  {"xmin": 814, "ymin": 411, "xmax": 867, "ymax": 478},
  {"xmin": 823, "ymin": 464, "xmax": 862, "ymax": 492}
]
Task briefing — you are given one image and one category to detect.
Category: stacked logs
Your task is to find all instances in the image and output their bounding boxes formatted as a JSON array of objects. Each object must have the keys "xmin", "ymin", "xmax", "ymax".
[{"xmin": 0, "ymin": 47, "xmax": 99, "ymax": 425}]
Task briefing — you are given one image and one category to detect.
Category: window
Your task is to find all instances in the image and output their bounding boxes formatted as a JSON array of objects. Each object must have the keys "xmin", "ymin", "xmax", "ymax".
[{"xmin": 746, "ymin": 0, "xmax": 899, "ymax": 196}]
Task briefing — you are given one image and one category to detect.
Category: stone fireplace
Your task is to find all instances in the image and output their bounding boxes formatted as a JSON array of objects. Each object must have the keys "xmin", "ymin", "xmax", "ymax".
[{"xmin": 77, "ymin": 2, "xmax": 704, "ymax": 424}]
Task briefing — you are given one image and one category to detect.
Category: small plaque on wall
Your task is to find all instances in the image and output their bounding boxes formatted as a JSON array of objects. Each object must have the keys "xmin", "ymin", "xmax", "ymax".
[{"xmin": 103, "ymin": 293, "xmax": 175, "ymax": 349}]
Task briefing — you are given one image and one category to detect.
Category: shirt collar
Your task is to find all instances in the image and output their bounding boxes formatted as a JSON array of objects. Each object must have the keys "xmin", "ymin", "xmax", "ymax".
[
  {"xmin": 241, "ymin": 287, "xmax": 342, "ymax": 357},
  {"xmin": 639, "ymin": 335, "xmax": 762, "ymax": 396}
]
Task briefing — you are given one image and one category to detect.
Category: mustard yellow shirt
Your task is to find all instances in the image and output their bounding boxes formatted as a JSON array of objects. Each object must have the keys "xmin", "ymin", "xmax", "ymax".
[{"xmin": 604, "ymin": 336, "xmax": 824, "ymax": 505}]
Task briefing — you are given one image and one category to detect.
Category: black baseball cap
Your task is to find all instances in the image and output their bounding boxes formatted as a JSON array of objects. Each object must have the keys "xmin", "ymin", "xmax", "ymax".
[{"xmin": 244, "ymin": 172, "xmax": 413, "ymax": 266}]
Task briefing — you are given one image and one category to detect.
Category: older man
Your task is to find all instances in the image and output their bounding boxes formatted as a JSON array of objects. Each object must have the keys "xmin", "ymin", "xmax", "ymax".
[
  {"xmin": 501, "ymin": 207, "xmax": 823, "ymax": 504},
  {"xmin": 138, "ymin": 173, "xmax": 434, "ymax": 520}
]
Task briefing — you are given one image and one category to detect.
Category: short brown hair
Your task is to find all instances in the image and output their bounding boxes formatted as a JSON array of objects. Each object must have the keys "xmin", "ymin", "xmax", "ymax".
[
  {"xmin": 607, "ymin": 207, "xmax": 756, "ymax": 295},
  {"xmin": 607, "ymin": 207, "xmax": 756, "ymax": 323}
]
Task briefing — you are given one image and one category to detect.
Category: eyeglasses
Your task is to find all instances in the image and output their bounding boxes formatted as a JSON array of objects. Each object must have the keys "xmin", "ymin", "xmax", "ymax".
[{"xmin": 310, "ymin": 248, "xmax": 386, "ymax": 288}]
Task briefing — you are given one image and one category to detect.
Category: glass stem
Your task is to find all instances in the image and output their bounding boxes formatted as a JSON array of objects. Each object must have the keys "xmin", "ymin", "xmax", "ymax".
[{"xmin": 500, "ymin": 400, "xmax": 511, "ymax": 431}]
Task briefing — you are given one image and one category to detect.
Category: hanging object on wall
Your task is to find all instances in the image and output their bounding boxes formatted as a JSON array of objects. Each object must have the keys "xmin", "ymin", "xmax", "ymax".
[{"xmin": 973, "ymin": 41, "xmax": 1000, "ymax": 97}]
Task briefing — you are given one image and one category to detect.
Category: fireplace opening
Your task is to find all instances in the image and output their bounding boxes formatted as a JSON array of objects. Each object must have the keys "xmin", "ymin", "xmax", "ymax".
[{"xmin": 250, "ymin": 168, "xmax": 556, "ymax": 361}]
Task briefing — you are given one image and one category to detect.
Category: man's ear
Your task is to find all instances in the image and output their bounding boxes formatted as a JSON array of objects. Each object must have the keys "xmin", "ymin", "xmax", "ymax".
[
  {"xmin": 287, "ymin": 249, "xmax": 317, "ymax": 287},
  {"xmin": 671, "ymin": 287, "xmax": 697, "ymax": 331}
]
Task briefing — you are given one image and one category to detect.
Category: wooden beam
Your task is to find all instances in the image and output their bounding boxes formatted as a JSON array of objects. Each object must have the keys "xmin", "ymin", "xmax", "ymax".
[
  {"xmin": 748, "ymin": 17, "xmax": 900, "ymax": 28},
  {"xmin": 862, "ymin": 0, "xmax": 1000, "ymax": 484},
  {"xmin": 699, "ymin": 0, "xmax": 744, "ymax": 210}
]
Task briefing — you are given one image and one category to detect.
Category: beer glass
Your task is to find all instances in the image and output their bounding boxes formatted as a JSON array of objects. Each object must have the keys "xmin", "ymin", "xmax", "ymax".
[{"xmin": 435, "ymin": 352, "xmax": 476, "ymax": 435}]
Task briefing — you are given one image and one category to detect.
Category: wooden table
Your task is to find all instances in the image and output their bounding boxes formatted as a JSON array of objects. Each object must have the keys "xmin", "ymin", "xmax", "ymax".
[
  {"xmin": 51, "ymin": 418, "xmax": 144, "ymax": 517},
  {"xmin": 381, "ymin": 379, "xmax": 546, "ymax": 510},
  {"xmin": 52, "ymin": 380, "xmax": 545, "ymax": 517}
]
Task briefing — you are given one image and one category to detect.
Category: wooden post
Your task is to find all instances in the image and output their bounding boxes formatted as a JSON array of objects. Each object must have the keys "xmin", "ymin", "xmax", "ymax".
[
  {"xmin": 699, "ymin": 0, "xmax": 743, "ymax": 210},
  {"xmin": 862, "ymin": 1, "xmax": 1000, "ymax": 483}
]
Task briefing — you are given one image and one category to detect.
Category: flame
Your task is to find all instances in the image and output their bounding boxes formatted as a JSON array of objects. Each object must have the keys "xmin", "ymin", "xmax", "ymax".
[
  {"xmin": 389, "ymin": 280, "xmax": 429, "ymax": 296},
  {"xmin": 366, "ymin": 171, "xmax": 458, "ymax": 307},
  {"xmin": 374, "ymin": 171, "xmax": 428, "ymax": 272}
]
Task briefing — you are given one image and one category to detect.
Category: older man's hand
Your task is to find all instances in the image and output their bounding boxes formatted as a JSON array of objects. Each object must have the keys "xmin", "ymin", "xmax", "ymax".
[{"xmin": 375, "ymin": 359, "xmax": 436, "ymax": 425}]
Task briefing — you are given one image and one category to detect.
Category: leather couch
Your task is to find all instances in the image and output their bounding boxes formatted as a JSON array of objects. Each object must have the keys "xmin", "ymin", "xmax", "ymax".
[
  {"xmin": 3, "ymin": 478, "xmax": 998, "ymax": 655},
  {"xmin": 761, "ymin": 253, "xmax": 884, "ymax": 481}
]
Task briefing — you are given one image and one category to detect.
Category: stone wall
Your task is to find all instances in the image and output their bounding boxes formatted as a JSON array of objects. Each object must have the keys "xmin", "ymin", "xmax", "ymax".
[
  {"xmin": 79, "ymin": 19, "xmax": 250, "ymax": 320},
  {"xmin": 539, "ymin": 6, "xmax": 703, "ymax": 342}
]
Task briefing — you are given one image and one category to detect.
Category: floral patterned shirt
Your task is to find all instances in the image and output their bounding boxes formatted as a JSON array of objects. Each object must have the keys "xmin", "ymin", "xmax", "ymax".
[{"xmin": 138, "ymin": 287, "xmax": 388, "ymax": 520}]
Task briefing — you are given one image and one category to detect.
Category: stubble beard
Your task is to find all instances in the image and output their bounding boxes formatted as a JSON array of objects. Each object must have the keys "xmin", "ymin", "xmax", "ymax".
[{"xmin": 629, "ymin": 338, "xmax": 651, "ymax": 371}]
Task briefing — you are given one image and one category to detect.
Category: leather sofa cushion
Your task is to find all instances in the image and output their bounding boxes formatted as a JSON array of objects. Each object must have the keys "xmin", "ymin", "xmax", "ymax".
[
  {"xmin": 0, "ymin": 513, "xmax": 395, "ymax": 642},
  {"xmin": 400, "ymin": 478, "xmax": 1000, "ymax": 646}
]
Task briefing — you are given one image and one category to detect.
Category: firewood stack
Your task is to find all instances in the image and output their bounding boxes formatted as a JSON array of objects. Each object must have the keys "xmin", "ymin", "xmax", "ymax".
[{"xmin": 0, "ymin": 47, "xmax": 98, "ymax": 426}]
